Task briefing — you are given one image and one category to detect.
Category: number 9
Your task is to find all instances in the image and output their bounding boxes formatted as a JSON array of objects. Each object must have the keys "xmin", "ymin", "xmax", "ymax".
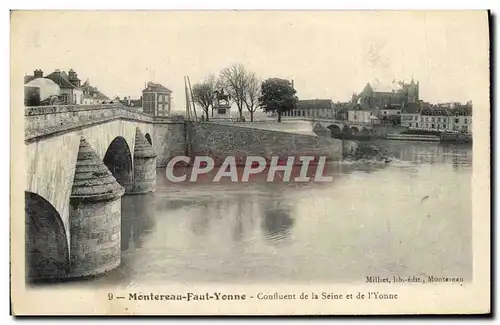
[{"xmin": 108, "ymin": 293, "xmax": 113, "ymax": 300}]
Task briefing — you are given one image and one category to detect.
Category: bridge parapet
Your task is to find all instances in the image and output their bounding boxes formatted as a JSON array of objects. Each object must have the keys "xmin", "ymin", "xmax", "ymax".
[
  {"xmin": 24, "ymin": 104, "xmax": 183, "ymax": 141},
  {"xmin": 25, "ymin": 104, "xmax": 155, "ymax": 130}
]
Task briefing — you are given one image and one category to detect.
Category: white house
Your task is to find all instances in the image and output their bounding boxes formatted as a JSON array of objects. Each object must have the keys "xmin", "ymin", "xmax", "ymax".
[{"xmin": 348, "ymin": 108, "xmax": 372, "ymax": 124}]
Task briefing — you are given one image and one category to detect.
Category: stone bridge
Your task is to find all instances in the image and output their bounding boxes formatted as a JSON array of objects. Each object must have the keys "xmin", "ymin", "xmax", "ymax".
[
  {"xmin": 23, "ymin": 105, "xmax": 355, "ymax": 282},
  {"xmin": 290, "ymin": 117, "xmax": 375, "ymax": 137},
  {"xmin": 24, "ymin": 104, "xmax": 185, "ymax": 281}
]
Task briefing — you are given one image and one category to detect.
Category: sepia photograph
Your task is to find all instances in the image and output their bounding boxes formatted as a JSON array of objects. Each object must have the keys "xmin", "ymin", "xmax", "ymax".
[{"xmin": 10, "ymin": 9, "xmax": 491, "ymax": 315}]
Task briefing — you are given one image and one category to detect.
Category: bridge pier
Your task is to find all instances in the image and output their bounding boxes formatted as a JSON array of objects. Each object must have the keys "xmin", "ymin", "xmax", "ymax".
[
  {"xmin": 129, "ymin": 128, "xmax": 157, "ymax": 194},
  {"xmin": 68, "ymin": 138, "xmax": 124, "ymax": 278}
]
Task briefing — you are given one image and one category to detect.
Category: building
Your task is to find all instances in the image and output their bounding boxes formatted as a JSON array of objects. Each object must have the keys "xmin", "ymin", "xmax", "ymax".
[
  {"xmin": 81, "ymin": 80, "xmax": 110, "ymax": 104},
  {"xmin": 119, "ymin": 96, "xmax": 143, "ymax": 108},
  {"xmin": 347, "ymin": 107, "xmax": 373, "ymax": 124},
  {"xmin": 333, "ymin": 102, "xmax": 352, "ymax": 120},
  {"xmin": 283, "ymin": 99, "xmax": 335, "ymax": 118},
  {"xmin": 25, "ymin": 69, "xmax": 110, "ymax": 105},
  {"xmin": 410, "ymin": 103, "xmax": 472, "ymax": 134},
  {"xmin": 449, "ymin": 105, "xmax": 473, "ymax": 134},
  {"xmin": 418, "ymin": 106, "xmax": 453, "ymax": 131},
  {"xmin": 400, "ymin": 102, "xmax": 421, "ymax": 128},
  {"xmin": 45, "ymin": 69, "xmax": 83, "ymax": 105},
  {"xmin": 354, "ymin": 79, "xmax": 420, "ymax": 111},
  {"xmin": 375, "ymin": 103, "xmax": 402, "ymax": 125},
  {"xmin": 24, "ymin": 78, "xmax": 61, "ymax": 106},
  {"xmin": 142, "ymin": 82, "xmax": 172, "ymax": 116}
]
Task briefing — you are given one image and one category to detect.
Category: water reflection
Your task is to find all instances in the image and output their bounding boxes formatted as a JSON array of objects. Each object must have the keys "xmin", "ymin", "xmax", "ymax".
[
  {"xmin": 261, "ymin": 198, "xmax": 295, "ymax": 243},
  {"xmin": 51, "ymin": 140, "xmax": 472, "ymax": 286},
  {"xmin": 121, "ymin": 193, "xmax": 157, "ymax": 251},
  {"xmin": 375, "ymin": 140, "xmax": 472, "ymax": 168}
]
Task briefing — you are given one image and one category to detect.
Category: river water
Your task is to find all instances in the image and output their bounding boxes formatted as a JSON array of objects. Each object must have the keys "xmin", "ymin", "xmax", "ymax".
[{"xmin": 53, "ymin": 140, "xmax": 474, "ymax": 287}]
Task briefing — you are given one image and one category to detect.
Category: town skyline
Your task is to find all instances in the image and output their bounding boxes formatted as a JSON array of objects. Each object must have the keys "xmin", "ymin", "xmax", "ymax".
[{"xmin": 15, "ymin": 11, "xmax": 488, "ymax": 111}]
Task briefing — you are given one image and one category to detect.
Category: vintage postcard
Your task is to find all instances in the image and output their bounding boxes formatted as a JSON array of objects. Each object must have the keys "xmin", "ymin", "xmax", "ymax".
[{"xmin": 10, "ymin": 10, "xmax": 490, "ymax": 315}]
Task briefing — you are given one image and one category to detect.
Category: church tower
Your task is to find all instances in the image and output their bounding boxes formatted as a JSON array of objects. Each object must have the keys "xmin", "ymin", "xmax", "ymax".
[{"xmin": 407, "ymin": 78, "xmax": 419, "ymax": 103}]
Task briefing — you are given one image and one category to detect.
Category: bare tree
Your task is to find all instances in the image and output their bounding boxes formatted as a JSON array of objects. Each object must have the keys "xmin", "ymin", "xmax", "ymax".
[
  {"xmin": 192, "ymin": 74, "xmax": 217, "ymax": 121},
  {"xmin": 219, "ymin": 63, "xmax": 249, "ymax": 120},
  {"xmin": 243, "ymin": 72, "xmax": 260, "ymax": 122}
]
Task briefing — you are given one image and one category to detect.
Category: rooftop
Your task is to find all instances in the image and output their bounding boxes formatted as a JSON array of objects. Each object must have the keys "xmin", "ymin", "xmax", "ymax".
[{"xmin": 142, "ymin": 81, "xmax": 172, "ymax": 93}]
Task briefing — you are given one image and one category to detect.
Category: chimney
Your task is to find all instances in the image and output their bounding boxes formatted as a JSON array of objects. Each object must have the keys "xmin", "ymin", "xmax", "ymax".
[
  {"xmin": 33, "ymin": 69, "xmax": 43, "ymax": 78},
  {"xmin": 68, "ymin": 69, "xmax": 80, "ymax": 87}
]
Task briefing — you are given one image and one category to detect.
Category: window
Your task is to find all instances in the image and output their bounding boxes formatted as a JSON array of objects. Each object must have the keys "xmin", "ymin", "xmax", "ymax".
[
  {"xmin": 443, "ymin": 124, "xmax": 446, "ymax": 129},
  {"xmin": 431, "ymin": 124, "xmax": 435, "ymax": 129},
  {"xmin": 409, "ymin": 123, "xmax": 412, "ymax": 127},
  {"xmin": 217, "ymin": 108, "xmax": 226, "ymax": 114},
  {"xmin": 416, "ymin": 123, "xmax": 419, "ymax": 127},
  {"xmin": 464, "ymin": 118, "xmax": 468, "ymax": 124},
  {"xmin": 454, "ymin": 118, "xmax": 459, "ymax": 124},
  {"xmin": 431, "ymin": 117, "xmax": 435, "ymax": 122}
]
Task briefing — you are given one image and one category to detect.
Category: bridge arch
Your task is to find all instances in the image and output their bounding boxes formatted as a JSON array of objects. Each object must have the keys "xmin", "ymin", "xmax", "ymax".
[
  {"xmin": 350, "ymin": 126, "xmax": 360, "ymax": 134},
  {"xmin": 103, "ymin": 136, "xmax": 133, "ymax": 192},
  {"xmin": 327, "ymin": 124, "xmax": 342, "ymax": 137},
  {"xmin": 145, "ymin": 133, "xmax": 152, "ymax": 145},
  {"xmin": 25, "ymin": 191, "xmax": 69, "ymax": 282},
  {"xmin": 341, "ymin": 125, "xmax": 352, "ymax": 135}
]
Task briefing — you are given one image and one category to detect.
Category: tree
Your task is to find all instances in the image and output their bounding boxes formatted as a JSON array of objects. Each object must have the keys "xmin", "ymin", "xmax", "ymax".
[
  {"xmin": 259, "ymin": 78, "xmax": 298, "ymax": 122},
  {"xmin": 243, "ymin": 72, "xmax": 260, "ymax": 122},
  {"xmin": 219, "ymin": 63, "xmax": 250, "ymax": 120},
  {"xmin": 192, "ymin": 74, "xmax": 217, "ymax": 121}
]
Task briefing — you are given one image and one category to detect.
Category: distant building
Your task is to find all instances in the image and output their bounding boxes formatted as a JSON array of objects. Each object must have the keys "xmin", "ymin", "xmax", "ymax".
[
  {"xmin": 283, "ymin": 99, "xmax": 335, "ymax": 118},
  {"xmin": 375, "ymin": 103, "xmax": 402, "ymax": 125},
  {"xmin": 418, "ymin": 106, "xmax": 453, "ymax": 131},
  {"xmin": 119, "ymin": 96, "xmax": 143, "ymax": 108},
  {"xmin": 24, "ymin": 78, "xmax": 61, "ymax": 106},
  {"xmin": 142, "ymin": 82, "xmax": 172, "ymax": 116},
  {"xmin": 81, "ymin": 80, "xmax": 110, "ymax": 104},
  {"xmin": 400, "ymin": 102, "xmax": 421, "ymax": 128},
  {"xmin": 347, "ymin": 107, "xmax": 373, "ymax": 124},
  {"xmin": 333, "ymin": 102, "xmax": 352, "ymax": 120},
  {"xmin": 407, "ymin": 102, "xmax": 472, "ymax": 134},
  {"xmin": 45, "ymin": 69, "xmax": 83, "ymax": 105},
  {"xmin": 354, "ymin": 79, "xmax": 420, "ymax": 111},
  {"xmin": 25, "ymin": 69, "xmax": 110, "ymax": 106}
]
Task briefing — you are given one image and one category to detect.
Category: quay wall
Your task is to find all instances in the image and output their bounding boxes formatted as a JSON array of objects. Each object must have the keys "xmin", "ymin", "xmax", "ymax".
[{"xmin": 185, "ymin": 122, "xmax": 356, "ymax": 165}]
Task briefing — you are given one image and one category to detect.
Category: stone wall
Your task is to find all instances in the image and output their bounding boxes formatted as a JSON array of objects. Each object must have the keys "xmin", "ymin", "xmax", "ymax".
[
  {"xmin": 153, "ymin": 121, "xmax": 187, "ymax": 167},
  {"xmin": 186, "ymin": 122, "xmax": 350, "ymax": 165}
]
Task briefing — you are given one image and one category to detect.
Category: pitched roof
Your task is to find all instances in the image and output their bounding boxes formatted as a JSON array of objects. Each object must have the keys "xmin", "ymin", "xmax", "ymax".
[
  {"xmin": 401, "ymin": 102, "xmax": 420, "ymax": 114},
  {"xmin": 46, "ymin": 70, "xmax": 76, "ymax": 89},
  {"xmin": 297, "ymin": 99, "xmax": 333, "ymax": 110},
  {"xmin": 142, "ymin": 82, "xmax": 171, "ymax": 93},
  {"xmin": 24, "ymin": 75, "xmax": 36, "ymax": 84},
  {"xmin": 420, "ymin": 106, "xmax": 451, "ymax": 116},
  {"xmin": 81, "ymin": 79, "xmax": 109, "ymax": 100}
]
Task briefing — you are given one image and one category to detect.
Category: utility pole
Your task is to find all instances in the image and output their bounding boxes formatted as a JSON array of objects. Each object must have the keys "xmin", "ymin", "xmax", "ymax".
[
  {"xmin": 184, "ymin": 76, "xmax": 191, "ymax": 120},
  {"xmin": 187, "ymin": 76, "xmax": 197, "ymax": 122}
]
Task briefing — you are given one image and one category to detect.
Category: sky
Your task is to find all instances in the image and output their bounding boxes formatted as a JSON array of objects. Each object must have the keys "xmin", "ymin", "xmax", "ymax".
[{"xmin": 12, "ymin": 10, "xmax": 489, "ymax": 112}]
